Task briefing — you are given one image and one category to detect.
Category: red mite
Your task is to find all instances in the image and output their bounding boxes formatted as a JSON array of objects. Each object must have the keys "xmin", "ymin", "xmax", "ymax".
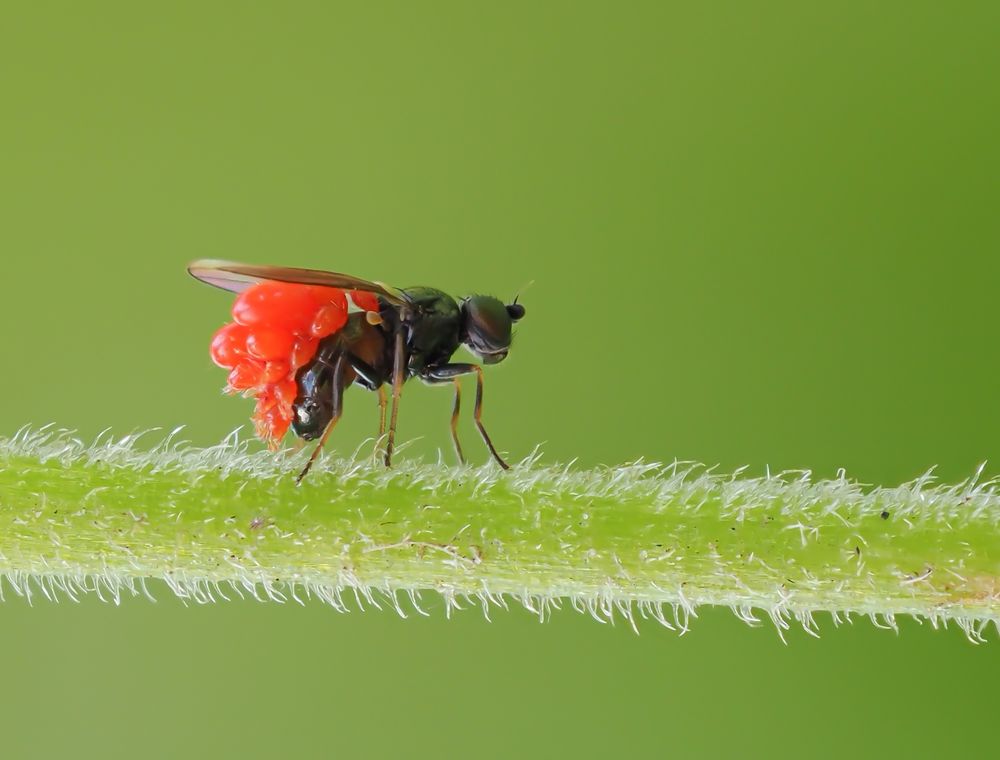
[{"xmin": 188, "ymin": 260, "xmax": 526, "ymax": 482}]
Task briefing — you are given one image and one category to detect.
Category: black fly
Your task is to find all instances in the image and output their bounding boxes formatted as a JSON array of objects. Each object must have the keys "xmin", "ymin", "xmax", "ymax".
[{"xmin": 188, "ymin": 260, "xmax": 526, "ymax": 482}]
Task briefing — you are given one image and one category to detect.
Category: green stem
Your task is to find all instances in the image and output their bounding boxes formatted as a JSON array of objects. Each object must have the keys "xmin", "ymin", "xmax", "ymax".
[{"xmin": 1, "ymin": 428, "xmax": 999, "ymax": 639}]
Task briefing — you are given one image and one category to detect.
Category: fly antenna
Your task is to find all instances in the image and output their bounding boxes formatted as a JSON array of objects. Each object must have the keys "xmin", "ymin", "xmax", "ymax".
[{"xmin": 512, "ymin": 279, "xmax": 535, "ymax": 304}]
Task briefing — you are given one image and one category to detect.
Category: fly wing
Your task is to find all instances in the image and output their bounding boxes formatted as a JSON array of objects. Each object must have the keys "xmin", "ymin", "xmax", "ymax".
[{"xmin": 187, "ymin": 259, "xmax": 411, "ymax": 305}]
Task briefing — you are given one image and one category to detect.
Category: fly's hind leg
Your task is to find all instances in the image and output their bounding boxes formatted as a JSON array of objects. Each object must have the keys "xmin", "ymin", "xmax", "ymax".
[
  {"xmin": 385, "ymin": 324, "xmax": 406, "ymax": 468},
  {"xmin": 339, "ymin": 352, "xmax": 389, "ymax": 455},
  {"xmin": 377, "ymin": 386, "xmax": 387, "ymax": 440},
  {"xmin": 296, "ymin": 354, "xmax": 347, "ymax": 484}
]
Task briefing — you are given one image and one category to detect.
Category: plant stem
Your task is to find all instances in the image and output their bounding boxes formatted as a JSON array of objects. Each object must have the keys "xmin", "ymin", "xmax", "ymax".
[{"xmin": 1, "ymin": 428, "xmax": 999, "ymax": 639}]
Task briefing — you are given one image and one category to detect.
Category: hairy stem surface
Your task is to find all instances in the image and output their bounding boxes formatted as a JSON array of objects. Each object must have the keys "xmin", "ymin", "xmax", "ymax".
[{"xmin": 1, "ymin": 428, "xmax": 999, "ymax": 639}]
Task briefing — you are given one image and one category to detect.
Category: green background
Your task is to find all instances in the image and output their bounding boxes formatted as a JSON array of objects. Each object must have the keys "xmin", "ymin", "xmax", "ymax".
[{"xmin": 2, "ymin": 2, "xmax": 999, "ymax": 757}]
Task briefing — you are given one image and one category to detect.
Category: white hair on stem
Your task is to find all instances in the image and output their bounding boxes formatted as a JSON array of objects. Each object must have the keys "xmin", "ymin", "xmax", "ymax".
[{"xmin": 1, "ymin": 426, "xmax": 1000, "ymax": 642}]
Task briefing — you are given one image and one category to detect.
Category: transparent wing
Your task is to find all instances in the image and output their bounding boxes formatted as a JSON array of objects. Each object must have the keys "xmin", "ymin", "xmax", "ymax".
[{"xmin": 187, "ymin": 259, "xmax": 410, "ymax": 305}]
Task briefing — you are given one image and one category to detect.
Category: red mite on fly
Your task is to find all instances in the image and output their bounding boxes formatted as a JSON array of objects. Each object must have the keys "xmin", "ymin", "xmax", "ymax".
[{"xmin": 188, "ymin": 260, "xmax": 526, "ymax": 482}]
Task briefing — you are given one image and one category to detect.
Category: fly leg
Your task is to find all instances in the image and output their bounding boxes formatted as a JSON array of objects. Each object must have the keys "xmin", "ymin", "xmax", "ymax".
[
  {"xmin": 296, "ymin": 353, "xmax": 347, "ymax": 484},
  {"xmin": 384, "ymin": 320, "xmax": 407, "ymax": 468},
  {"xmin": 341, "ymin": 351, "xmax": 389, "ymax": 454},
  {"xmin": 377, "ymin": 386, "xmax": 387, "ymax": 440},
  {"xmin": 420, "ymin": 372, "xmax": 465, "ymax": 464},
  {"xmin": 421, "ymin": 363, "xmax": 508, "ymax": 469},
  {"xmin": 449, "ymin": 379, "xmax": 464, "ymax": 465}
]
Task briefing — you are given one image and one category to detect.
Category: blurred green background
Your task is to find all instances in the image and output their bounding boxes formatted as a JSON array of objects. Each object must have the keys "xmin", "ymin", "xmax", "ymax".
[{"xmin": 2, "ymin": 1, "xmax": 999, "ymax": 757}]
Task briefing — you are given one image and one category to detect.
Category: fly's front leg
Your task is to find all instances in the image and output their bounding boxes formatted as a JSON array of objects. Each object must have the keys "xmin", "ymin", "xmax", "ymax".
[
  {"xmin": 422, "ymin": 363, "xmax": 509, "ymax": 470},
  {"xmin": 449, "ymin": 379, "xmax": 464, "ymax": 464},
  {"xmin": 421, "ymin": 369, "xmax": 466, "ymax": 464}
]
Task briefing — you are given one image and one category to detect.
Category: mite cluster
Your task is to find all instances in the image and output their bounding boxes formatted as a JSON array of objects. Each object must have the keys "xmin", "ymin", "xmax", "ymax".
[{"xmin": 208, "ymin": 280, "xmax": 378, "ymax": 444}]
